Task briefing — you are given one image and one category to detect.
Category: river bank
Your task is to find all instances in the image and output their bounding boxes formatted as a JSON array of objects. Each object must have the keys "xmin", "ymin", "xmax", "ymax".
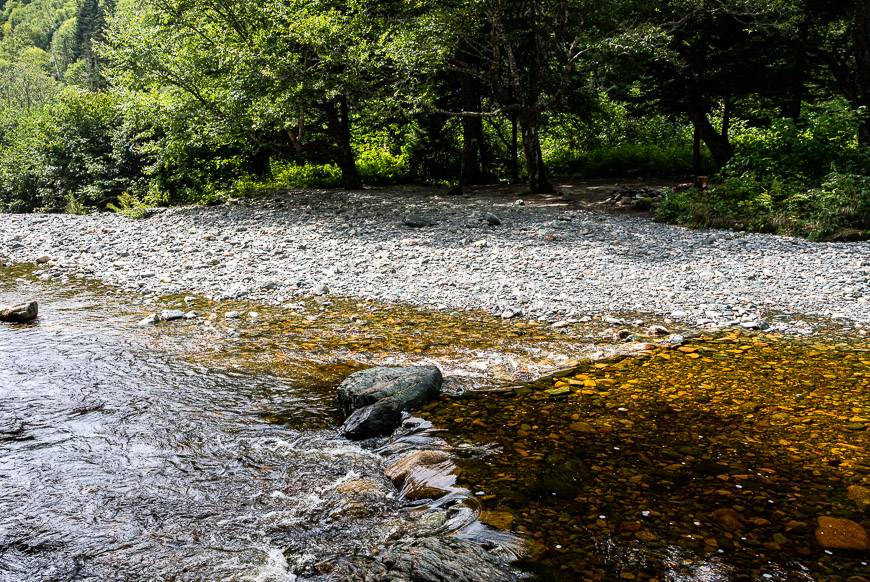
[{"xmin": 0, "ymin": 188, "xmax": 867, "ymax": 335}]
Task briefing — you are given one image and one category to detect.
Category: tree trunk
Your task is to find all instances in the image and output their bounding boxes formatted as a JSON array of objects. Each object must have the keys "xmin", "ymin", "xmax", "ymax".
[
  {"xmin": 784, "ymin": 19, "xmax": 808, "ymax": 120},
  {"xmin": 692, "ymin": 127, "xmax": 702, "ymax": 178},
  {"xmin": 687, "ymin": 100, "xmax": 733, "ymax": 168},
  {"xmin": 324, "ymin": 96, "xmax": 362, "ymax": 190},
  {"xmin": 509, "ymin": 114, "xmax": 520, "ymax": 184},
  {"xmin": 519, "ymin": 112, "xmax": 554, "ymax": 194},
  {"xmin": 459, "ymin": 74, "xmax": 486, "ymax": 186},
  {"xmin": 855, "ymin": 0, "xmax": 870, "ymax": 147}
]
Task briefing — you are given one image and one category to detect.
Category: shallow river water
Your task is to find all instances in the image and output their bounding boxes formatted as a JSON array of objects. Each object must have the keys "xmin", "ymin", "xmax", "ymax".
[{"xmin": 0, "ymin": 265, "xmax": 867, "ymax": 581}]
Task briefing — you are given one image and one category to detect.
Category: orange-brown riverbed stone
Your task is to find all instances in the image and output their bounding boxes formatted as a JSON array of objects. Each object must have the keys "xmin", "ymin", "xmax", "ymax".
[{"xmin": 814, "ymin": 517, "xmax": 870, "ymax": 551}]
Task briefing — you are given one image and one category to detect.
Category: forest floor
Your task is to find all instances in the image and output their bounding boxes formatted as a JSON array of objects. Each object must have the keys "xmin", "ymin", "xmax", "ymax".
[{"xmin": 0, "ymin": 184, "xmax": 867, "ymax": 336}]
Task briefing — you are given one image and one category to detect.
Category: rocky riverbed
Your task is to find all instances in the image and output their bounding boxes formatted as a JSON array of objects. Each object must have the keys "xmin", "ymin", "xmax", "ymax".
[{"xmin": 1, "ymin": 188, "xmax": 867, "ymax": 333}]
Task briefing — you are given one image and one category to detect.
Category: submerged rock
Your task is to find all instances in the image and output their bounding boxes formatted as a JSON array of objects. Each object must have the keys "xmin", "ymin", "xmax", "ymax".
[
  {"xmin": 815, "ymin": 516, "xmax": 870, "ymax": 551},
  {"xmin": 847, "ymin": 485, "xmax": 870, "ymax": 510},
  {"xmin": 0, "ymin": 301, "xmax": 38, "ymax": 323},
  {"xmin": 338, "ymin": 366, "xmax": 443, "ymax": 439},
  {"xmin": 385, "ymin": 450, "xmax": 451, "ymax": 486}
]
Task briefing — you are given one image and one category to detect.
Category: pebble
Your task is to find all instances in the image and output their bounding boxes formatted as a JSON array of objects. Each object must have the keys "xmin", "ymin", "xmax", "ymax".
[{"xmin": 0, "ymin": 189, "xmax": 866, "ymax": 331}]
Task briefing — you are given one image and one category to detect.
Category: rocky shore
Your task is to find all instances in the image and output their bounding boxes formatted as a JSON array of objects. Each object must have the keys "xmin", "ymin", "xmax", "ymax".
[{"xmin": 1, "ymin": 188, "xmax": 867, "ymax": 333}]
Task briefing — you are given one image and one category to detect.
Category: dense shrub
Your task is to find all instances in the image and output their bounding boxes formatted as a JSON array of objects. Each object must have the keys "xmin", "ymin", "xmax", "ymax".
[
  {"xmin": 356, "ymin": 141, "xmax": 411, "ymax": 186},
  {"xmin": 656, "ymin": 100, "xmax": 869, "ymax": 240},
  {"xmin": 269, "ymin": 161, "xmax": 343, "ymax": 189},
  {"xmin": 657, "ymin": 171, "xmax": 869, "ymax": 240},
  {"xmin": 0, "ymin": 89, "xmax": 131, "ymax": 212},
  {"xmin": 726, "ymin": 100, "xmax": 865, "ymax": 181}
]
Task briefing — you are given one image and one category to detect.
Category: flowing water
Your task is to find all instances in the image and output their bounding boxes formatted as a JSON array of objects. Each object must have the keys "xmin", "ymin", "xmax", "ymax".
[
  {"xmin": 1, "ymin": 264, "xmax": 867, "ymax": 581},
  {"xmin": 0, "ymin": 269, "xmax": 408, "ymax": 580}
]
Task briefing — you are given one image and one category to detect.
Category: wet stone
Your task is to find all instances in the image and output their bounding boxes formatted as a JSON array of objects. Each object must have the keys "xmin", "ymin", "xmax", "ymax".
[
  {"xmin": 385, "ymin": 450, "xmax": 451, "ymax": 487},
  {"xmin": 0, "ymin": 300, "xmax": 38, "ymax": 323},
  {"xmin": 815, "ymin": 517, "xmax": 870, "ymax": 552}
]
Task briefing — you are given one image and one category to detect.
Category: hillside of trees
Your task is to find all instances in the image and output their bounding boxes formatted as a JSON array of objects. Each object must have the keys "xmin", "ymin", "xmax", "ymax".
[{"xmin": 0, "ymin": 0, "xmax": 866, "ymax": 239}]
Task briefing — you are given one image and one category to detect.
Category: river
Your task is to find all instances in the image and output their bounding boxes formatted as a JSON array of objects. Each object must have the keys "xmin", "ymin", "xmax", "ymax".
[{"xmin": 1, "ymin": 265, "xmax": 867, "ymax": 581}]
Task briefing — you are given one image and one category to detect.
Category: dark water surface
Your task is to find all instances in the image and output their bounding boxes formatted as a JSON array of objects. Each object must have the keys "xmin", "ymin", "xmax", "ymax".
[{"xmin": 419, "ymin": 334, "xmax": 870, "ymax": 581}]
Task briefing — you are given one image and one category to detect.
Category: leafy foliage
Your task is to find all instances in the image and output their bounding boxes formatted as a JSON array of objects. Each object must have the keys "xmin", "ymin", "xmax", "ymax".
[{"xmin": 0, "ymin": 0, "xmax": 864, "ymax": 239}]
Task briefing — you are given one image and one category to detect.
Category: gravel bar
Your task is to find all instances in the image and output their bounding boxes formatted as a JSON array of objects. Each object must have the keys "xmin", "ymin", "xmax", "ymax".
[{"xmin": 1, "ymin": 189, "xmax": 868, "ymax": 331}]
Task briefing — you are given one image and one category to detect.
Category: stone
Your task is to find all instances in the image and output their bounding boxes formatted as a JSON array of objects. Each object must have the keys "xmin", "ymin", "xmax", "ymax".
[
  {"xmin": 385, "ymin": 450, "xmax": 451, "ymax": 486},
  {"xmin": 159, "ymin": 309, "xmax": 185, "ymax": 322},
  {"xmin": 814, "ymin": 516, "xmax": 870, "ymax": 551},
  {"xmin": 337, "ymin": 366, "xmax": 443, "ymax": 417},
  {"xmin": 399, "ymin": 459, "xmax": 457, "ymax": 501},
  {"xmin": 0, "ymin": 301, "xmax": 38, "ymax": 323},
  {"xmin": 338, "ymin": 366, "xmax": 443, "ymax": 439},
  {"xmin": 501, "ymin": 308, "xmax": 521, "ymax": 320},
  {"xmin": 568, "ymin": 421, "xmax": 595, "ymax": 433},
  {"xmin": 480, "ymin": 510, "xmax": 514, "ymax": 530},
  {"xmin": 340, "ymin": 401, "xmax": 403, "ymax": 440},
  {"xmin": 404, "ymin": 214, "xmax": 437, "ymax": 228},
  {"xmin": 138, "ymin": 314, "xmax": 158, "ymax": 326},
  {"xmin": 35, "ymin": 255, "xmax": 50, "ymax": 264},
  {"xmin": 847, "ymin": 485, "xmax": 870, "ymax": 510},
  {"xmin": 336, "ymin": 477, "xmax": 385, "ymax": 496},
  {"xmin": 224, "ymin": 311, "xmax": 241, "ymax": 319},
  {"xmin": 367, "ymin": 536, "xmax": 519, "ymax": 582},
  {"xmin": 484, "ymin": 213, "xmax": 502, "ymax": 226},
  {"xmin": 648, "ymin": 325, "xmax": 670, "ymax": 336},
  {"xmin": 313, "ymin": 284, "xmax": 329, "ymax": 296},
  {"xmin": 711, "ymin": 508, "xmax": 743, "ymax": 531}
]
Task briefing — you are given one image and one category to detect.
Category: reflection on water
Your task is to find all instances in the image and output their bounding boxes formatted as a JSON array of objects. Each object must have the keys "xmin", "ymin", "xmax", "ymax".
[{"xmin": 418, "ymin": 333, "xmax": 870, "ymax": 580}]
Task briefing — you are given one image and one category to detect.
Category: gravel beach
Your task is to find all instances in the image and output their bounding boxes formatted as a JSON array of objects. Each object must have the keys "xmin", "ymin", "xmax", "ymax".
[{"xmin": 1, "ymin": 188, "xmax": 867, "ymax": 331}]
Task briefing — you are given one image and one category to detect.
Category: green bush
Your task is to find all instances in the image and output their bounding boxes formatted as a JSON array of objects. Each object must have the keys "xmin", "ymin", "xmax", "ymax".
[
  {"xmin": 356, "ymin": 142, "xmax": 410, "ymax": 186},
  {"xmin": 726, "ymin": 99, "xmax": 864, "ymax": 181},
  {"xmin": 271, "ymin": 161, "xmax": 343, "ymax": 188},
  {"xmin": 0, "ymin": 89, "xmax": 132, "ymax": 212},
  {"xmin": 789, "ymin": 173, "xmax": 870, "ymax": 240},
  {"xmin": 656, "ymin": 171, "xmax": 869, "ymax": 240},
  {"xmin": 106, "ymin": 191, "xmax": 149, "ymax": 219}
]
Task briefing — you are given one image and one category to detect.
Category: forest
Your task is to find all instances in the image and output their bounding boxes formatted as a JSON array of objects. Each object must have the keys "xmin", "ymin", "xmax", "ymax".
[{"xmin": 0, "ymin": 0, "xmax": 867, "ymax": 240}]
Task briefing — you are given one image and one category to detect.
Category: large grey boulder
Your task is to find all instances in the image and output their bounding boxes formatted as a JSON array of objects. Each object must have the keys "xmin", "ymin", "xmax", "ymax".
[
  {"xmin": 338, "ymin": 366, "xmax": 442, "ymax": 440},
  {"xmin": 0, "ymin": 301, "xmax": 38, "ymax": 323}
]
